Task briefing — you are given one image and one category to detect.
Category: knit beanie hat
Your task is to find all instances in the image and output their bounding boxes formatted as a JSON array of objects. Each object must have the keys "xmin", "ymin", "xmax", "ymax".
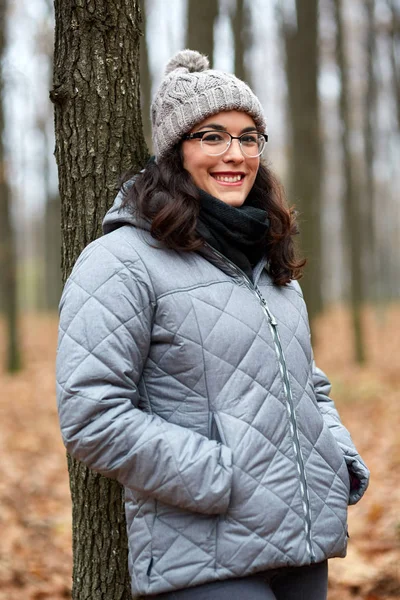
[{"xmin": 151, "ymin": 49, "xmax": 267, "ymax": 160}]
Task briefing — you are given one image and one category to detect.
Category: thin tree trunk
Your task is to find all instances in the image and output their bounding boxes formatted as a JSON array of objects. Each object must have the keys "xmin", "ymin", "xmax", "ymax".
[
  {"xmin": 44, "ymin": 193, "xmax": 62, "ymax": 310},
  {"xmin": 139, "ymin": 0, "xmax": 152, "ymax": 150},
  {"xmin": 0, "ymin": 164, "xmax": 20, "ymax": 373},
  {"xmin": 333, "ymin": 0, "xmax": 366, "ymax": 364},
  {"xmin": 42, "ymin": 109, "xmax": 62, "ymax": 311},
  {"xmin": 280, "ymin": 0, "xmax": 323, "ymax": 324},
  {"xmin": 232, "ymin": 0, "xmax": 246, "ymax": 82},
  {"xmin": 0, "ymin": 0, "xmax": 21, "ymax": 372},
  {"xmin": 38, "ymin": 4, "xmax": 63, "ymax": 311},
  {"xmin": 36, "ymin": 117, "xmax": 50, "ymax": 311},
  {"xmin": 51, "ymin": 1, "xmax": 148, "ymax": 598},
  {"xmin": 388, "ymin": 0, "xmax": 400, "ymax": 128},
  {"xmin": 364, "ymin": 0, "xmax": 377, "ymax": 301},
  {"xmin": 187, "ymin": 0, "xmax": 218, "ymax": 65}
]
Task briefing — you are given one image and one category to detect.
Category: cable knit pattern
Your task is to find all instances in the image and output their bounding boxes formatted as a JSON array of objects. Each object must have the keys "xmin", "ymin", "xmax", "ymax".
[{"xmin": 151, "ymin": 49, "xmax": 267, "ymax": 159}]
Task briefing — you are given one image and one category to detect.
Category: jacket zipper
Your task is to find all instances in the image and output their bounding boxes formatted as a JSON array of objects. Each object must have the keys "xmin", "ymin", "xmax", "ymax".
[
  {"xmin": 203, "ymin": 244, "xmax": 316, "ymax": 563},
  {"xmin": 254, "ymin": 286, "xmax": 316, "ymax": 562}
]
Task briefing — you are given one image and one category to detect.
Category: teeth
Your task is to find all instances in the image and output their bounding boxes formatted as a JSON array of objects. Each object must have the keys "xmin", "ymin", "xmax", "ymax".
[{"xmin": 214, "ymin": 174, "xmax": 242, "ymax": 183}]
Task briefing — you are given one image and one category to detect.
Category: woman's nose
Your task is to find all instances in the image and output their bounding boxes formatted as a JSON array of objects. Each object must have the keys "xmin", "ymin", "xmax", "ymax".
[{"xmin": 222, "ymin": 139, "xmax": 244, "ymax": 163}]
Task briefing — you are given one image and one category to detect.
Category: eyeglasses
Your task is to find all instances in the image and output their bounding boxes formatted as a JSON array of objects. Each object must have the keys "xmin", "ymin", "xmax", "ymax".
[{"xmin": 181, "ymin": 130, "xmax": 268, "ymax": 158}]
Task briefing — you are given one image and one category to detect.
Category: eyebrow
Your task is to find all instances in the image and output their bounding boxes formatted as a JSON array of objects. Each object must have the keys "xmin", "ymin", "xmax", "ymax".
[{"xmin": 196, "ymin": 123, "xmax": 258, "ymax": 133}]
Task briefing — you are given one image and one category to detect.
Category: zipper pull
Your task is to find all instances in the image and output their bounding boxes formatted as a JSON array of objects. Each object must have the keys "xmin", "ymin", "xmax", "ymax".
[{"xmin": 255, "ymin": 288, "xmax": 278, "ymax": 326}]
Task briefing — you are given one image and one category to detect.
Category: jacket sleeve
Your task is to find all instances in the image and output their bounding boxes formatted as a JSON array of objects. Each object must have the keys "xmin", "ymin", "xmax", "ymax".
[
  {"xmin": 312, "ymin": 361, "xmax": 369, "ymax": 505},
  {"xmin": 56, "ymin": 238, "xmax": 232, "ymax": 515}
]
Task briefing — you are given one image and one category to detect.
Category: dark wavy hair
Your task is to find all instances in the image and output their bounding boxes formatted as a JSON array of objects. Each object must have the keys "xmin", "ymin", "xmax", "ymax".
[{"xmin": 121, "ymin": 146, "xmax": 305, "ymax": 285}]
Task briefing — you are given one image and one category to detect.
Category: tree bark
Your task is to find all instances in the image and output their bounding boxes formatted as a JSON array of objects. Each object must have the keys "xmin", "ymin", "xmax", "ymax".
[
  {"xmin": 52, "ymin": 0, "xmax": 148, "ymax": 278},
  {"xmin": 187, "ymin": 0, "xmax": 218, "ymax": 66},
  {"xmin": 280, "ymin": 0, "xmax": 323, "ymax": 324},
  {"xmin": 333, "ymin": 0, "xmax": 366, "ymax": 364},
  {"xmin": 51, "ymin": 1, "xmax": 148, "ymax": 598},
  {"xmin": 0, "ymin": 0, "xmax": 21, "ymax": 372}
]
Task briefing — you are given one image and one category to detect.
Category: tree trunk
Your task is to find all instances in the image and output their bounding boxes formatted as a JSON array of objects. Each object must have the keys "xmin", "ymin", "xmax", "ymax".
[
  {"xmin": 37, "ymin": 4, "xmax": 63, "ymax": 312},
  {"xmin": 139, "ymin": 0, "xmax": 152, "ymax": 151},
  {"xmin": 0, "ymin": 0, "xmax": 21, "ymax": 372},
  {"xmin": 51, "ymin": 1, "xmax": 148, "ymax": 598},
  {"xmin": 388, "ymin": 0, "xmax": 400, "ymax": 129},
  {"xmin": 363, "ymin": 0, "xmax": 377, "ymax": 301},
  {"xmin": 187, "ymin": 0, "xmax": 218, "ymax": 66},
  {"xmin": 232, "ymin": 0, "xmax": 246, "ymax": 82},
  {"xmin": 280, "ymin": 0, "xmax": 323, "ymax": 325},
  {"xmin": 44, "ymin": 193, "xmax": 62, "ymax": 310},
  {"xmin": 333, "ymin": 0, "xmax": 366, "ymax": 364}
]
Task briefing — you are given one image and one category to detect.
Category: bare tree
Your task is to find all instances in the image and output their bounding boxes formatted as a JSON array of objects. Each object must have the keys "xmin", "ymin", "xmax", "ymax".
[
  {"xmin": 51, "ymin": 1, "xmax": 148, "ymax": 597},
  {"xmin": 140, "ymin": 0, "xmax": 152, "ymax": 150},
  {"xmin": 333, "ymin": 0, "xmax": 366, "ymax": 363},
  {"xmin": 280, "ymin": 0, "xmax": 323, "ymax": 323},
  {"xmin": 232, "ymin": 0, "xmax": 247, "ymax": 82},
  {"xmin": 0, "ymin": 0, "xmax": 21, "ymax": 372},
  {"xmin": 44, "ymin": 192, "xmax": 62, "ymax": 310},
  {"xmin": 187, "ymin": 0, "xmax": 219, "ymax": 64},
  {"xmin": 33, "ymin": 4, "xmax": 62, "ymax": 310},
  {"xmin": 363, "ymin": 0, "xmax": 377, "ymax": 300},
  {"xmin": 388, "ymin": 0, "xmax": 400, "ymax": 128}
]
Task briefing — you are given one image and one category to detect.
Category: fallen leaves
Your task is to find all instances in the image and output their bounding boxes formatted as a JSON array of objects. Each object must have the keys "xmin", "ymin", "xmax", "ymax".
[
  {"xmin": 315, "ymin": 304, "xmax": 400, "ymax": 600},
  {"xmin": 0, "ymin": 314, "xmax": 72, "ymax": 600}
]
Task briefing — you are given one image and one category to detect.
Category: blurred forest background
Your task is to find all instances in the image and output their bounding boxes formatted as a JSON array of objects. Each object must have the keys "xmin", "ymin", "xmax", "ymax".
[{"xmin": 0, "ymin": 0, "xmax": 399, "ymax": 599}]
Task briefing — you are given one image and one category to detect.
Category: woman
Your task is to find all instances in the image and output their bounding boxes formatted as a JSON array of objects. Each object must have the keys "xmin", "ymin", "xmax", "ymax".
[{"xmin": 56, "ymin": 50, "xmax": 369, "ymax": 600}]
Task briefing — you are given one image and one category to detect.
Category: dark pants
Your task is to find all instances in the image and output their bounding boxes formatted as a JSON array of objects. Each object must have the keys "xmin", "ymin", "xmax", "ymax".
[{"xmin": 150, "ymin": 560, "xmax": 328, "ymax": 600}]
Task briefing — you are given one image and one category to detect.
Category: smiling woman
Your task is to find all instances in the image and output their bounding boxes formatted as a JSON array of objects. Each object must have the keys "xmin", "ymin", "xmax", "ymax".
[
  {"xmin": 56, "ymin": 49, "xmax": 369, "ymax": 600},
  {"xmin": 124, "ymin": 102, "xmax": 303, "ymax": 284},
  {"xmin": 181, "ymin": 111, "xmax": 261, "ymax": 207}
]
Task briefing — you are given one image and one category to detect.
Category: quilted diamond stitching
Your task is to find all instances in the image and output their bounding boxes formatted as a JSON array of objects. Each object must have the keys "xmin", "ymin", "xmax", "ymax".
[
  {"xmin": 146, "ymin": 353, "xmax": 206, "ymax": 404},
  {"xmin": 230, "ymin": 413, "xmax": 298, "ymax": 474},
  {"xmin": 186, "ymin": 290, "xmax": 270, "ymax": 341},
  {"xmin": 63, "ymin": 269, "xmax": 151, "ymax": 344},
  {"xmin": 309, "ymin": 472, "xmax": 348, "ymax": 535},
  {"xmin": 146, "ymin": 308, "xmax": 278, "ymax": 404},
  {"xmin": 59, "ymin": 312, "xmax": 149, "ymax": 391}
]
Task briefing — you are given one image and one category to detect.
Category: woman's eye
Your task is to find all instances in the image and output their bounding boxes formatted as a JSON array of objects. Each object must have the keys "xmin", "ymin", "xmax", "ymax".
[
  {"xmin": 241, "ymin": 135, "xmax": 258, "ymax": 145},
  {"xmin": 203, "ymin": 133, "xmax": 225, "ymax": 143}
]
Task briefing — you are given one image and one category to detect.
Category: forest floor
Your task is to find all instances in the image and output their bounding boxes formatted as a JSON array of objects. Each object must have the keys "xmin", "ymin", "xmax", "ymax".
[{"xmin": 0, "ymin": 307, "xmax": 399, "ymax": 600}]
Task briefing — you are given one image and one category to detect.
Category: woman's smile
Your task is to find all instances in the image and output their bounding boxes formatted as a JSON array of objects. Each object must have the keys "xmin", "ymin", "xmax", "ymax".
[{"xmin": 210, "ymin": 171, "xmax": 246, "ymax": 185}]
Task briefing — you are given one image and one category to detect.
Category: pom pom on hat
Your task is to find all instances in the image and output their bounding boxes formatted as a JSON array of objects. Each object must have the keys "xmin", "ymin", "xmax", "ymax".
[{"xmin": 165, "ymin": 49, "xmax": 209, "ymax": 76}]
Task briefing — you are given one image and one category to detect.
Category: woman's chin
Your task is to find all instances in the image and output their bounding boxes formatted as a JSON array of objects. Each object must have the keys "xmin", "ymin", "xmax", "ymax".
[
  {"xmin": 199, "ymin": 181, "xmax": 248, "ymax": 206},
  {"xmin": 216, "ymin": 190, "xmax": 247, "ymax": 207}
]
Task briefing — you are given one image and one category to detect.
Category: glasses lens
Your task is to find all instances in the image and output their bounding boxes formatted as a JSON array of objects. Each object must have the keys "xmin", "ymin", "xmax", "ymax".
[
  {"xmin": 201, "ymin": 131, "xmax": 231, "ymax": 155},
  {"xmin": 240, "ymin": 133, "xmax": 265, "ymax": 157}
]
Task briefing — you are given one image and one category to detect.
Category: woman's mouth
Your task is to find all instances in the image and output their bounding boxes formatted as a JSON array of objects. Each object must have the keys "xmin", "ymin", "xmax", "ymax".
[{"xmin": 211, "ymin": 173, "xmax": 245, "ymax": 186}]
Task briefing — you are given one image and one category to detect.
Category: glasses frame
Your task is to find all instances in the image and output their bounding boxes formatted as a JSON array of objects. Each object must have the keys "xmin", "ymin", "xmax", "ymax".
[{"xmin": 181, "ymin": 130, "xmax": 269, "ymax": 158}]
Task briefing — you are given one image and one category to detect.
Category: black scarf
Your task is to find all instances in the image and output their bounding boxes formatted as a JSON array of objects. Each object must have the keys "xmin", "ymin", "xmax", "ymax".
[{"xmin": 196, "ymin": 189, "xmax": 269, "ymax": 282}]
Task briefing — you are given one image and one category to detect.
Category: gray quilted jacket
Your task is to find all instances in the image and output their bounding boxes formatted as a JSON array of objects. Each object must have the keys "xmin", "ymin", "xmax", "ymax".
[{"xmin": 56, "ymin": 190, "xmax": 369, "ymax": 597}]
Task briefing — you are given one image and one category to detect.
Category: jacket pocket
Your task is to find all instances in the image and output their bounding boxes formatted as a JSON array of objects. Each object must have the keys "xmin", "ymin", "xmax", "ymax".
[
  {"xmin": 320, "ymin": 422, "xmax": 352, "ymax": 503},
  {"xmin": 210, "ymin": 412, "xmax": 227, "ymax": 446}
]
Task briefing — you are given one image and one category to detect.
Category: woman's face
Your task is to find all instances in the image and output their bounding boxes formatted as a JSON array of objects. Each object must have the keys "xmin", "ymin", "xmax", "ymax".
[{"xmin": 182, "ymin": 110, "xmax": 260, "ymax": 207}]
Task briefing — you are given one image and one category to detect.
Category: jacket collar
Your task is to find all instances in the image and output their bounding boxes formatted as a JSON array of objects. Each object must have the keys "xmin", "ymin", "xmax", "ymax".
[{"xmin": 198, "ymin": 242, "xmax": 269, "ymax": 288}]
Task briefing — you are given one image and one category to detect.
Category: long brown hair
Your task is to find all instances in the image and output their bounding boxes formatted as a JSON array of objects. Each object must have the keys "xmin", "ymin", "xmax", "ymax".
[{"xmin": 121, "ymin": 147, "xmax": 305, "ymax": 285}]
